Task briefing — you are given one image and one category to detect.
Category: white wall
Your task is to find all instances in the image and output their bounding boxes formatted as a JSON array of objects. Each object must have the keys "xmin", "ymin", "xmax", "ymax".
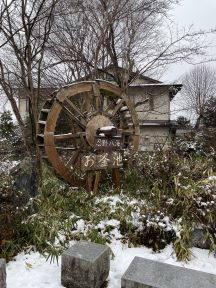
[{"xmin": 129, "ymin": 86, "xmax": 170, "ymax": 121}]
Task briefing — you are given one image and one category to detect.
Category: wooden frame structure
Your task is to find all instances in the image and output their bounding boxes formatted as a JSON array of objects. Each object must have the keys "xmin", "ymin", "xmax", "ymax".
[{"xmin": 37, "ymin": 80, "xmax": 140, "ymax": 191}]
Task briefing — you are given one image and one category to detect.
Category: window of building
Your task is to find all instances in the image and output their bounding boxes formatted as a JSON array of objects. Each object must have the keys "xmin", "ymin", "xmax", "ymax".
[{"xmin": 149, "ymin": 95, "xmax": 154, "ymax": 110}]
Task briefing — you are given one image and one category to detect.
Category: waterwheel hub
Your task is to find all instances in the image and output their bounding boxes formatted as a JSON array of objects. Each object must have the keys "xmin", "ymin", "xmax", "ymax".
[{"xmin": 85, "ymin": 115, "xmax": 113, "ymax": 147}]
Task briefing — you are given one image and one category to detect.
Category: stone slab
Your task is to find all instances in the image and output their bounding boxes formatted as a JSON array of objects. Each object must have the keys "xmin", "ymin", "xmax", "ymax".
[
  {"xmin": 61, "ymin": 241, "xmax": 110, "ymax": 288},
  {"xmin": 0, "ymin": 259, "xmax": 6, "ymax": 288},
  {"xmin": 121, "ymin": 256, "xmax": 216, "ymax": 288}
]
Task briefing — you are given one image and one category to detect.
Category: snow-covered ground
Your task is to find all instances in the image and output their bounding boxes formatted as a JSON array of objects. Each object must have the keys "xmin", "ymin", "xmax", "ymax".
[
  {"xmin": 6, "ymin": 241, "xmax": 216, "ymax": 288},
  {"xmin": 0, "ymin": 160, "xmax": 19, "ymax": 173},
  {"xmin": 3, "ymin": 174, "xmax": 216, "ymax": 287}
]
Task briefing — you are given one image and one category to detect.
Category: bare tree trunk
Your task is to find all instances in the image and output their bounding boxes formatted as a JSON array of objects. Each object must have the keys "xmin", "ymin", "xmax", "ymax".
[
  {"xmin": 181, "ymin": 65, "xmax": 216, "ymax": 128},
  {"xmin": 195, "ymin": 115, "xmax": 203, "ymax": 131},
  {"xmin": 0, "ymin": 0, "xmax": 58, "ymax": 195}
]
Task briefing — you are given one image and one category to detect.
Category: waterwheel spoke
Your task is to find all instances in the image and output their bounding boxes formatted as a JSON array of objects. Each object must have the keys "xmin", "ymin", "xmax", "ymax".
[
  {"xmin": 65, "ymin": 97, "xmax": 86, "ymax": 122},
  {"xmin": 83, "ymin": 97, "xmax": 91, "ymax": 114},
  {"xmin": 92, "ymin": 83, "xmax": 103, "ymax": 112},
  {"xmin": 118, "ymin": 128, "xmax": 133, "ymax": 134},
  {"xmin": 112, "ymin": 99, "xmax": 125, "ymax": 116},
  {"xmin": 61, "ymin": 105, "xmax": 86, "ymax": 130},
  {"xmin": 55, "ymin": 132, "xmax": 86, "ymax": 148},
  {"xmin": 102, "ymin": 110, "xmax": 113, "ymax": 118},
  {"xmin": 104, "ymin": 98, "xmax": 125, "ymax": 116},
  {"xmin": 66, "ymin": 149, "xmax": 80, "ymax": 167},
  {"xmin": 104, "ymin": 102, "xmax": 114, "ymax": 113},
  {"xmin": 55, "ymin": 147, "xmax": 77, "ymax": 150},
  {"xmin": 54, "ymin": 133, "xmax": 78, "ymax": 141}
]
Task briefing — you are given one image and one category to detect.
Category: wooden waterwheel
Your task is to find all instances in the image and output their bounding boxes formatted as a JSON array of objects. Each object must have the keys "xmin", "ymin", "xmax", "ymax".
[{"xmin": 37, "ymin": 80, "xmax": 140, "ymax": 190}]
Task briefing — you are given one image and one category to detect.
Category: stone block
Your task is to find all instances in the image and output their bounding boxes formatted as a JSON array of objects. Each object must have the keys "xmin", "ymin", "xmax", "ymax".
[
  {"xmin": 0, "ymin": 259, "xmax": 6, "ymax": 288},
  {"xmin": 121, "ymin": 256, "xmax": 216, "ymax": 288},
  {"xmin": 61, "ymin": 241, "xmax": 110, "ymax": 288}
]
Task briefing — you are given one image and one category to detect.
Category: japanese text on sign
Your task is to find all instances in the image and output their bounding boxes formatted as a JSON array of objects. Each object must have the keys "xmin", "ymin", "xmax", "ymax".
[
  {"xmin": 95, "ymin": 137, "xmax": 122, "ymax": 149},
  {"xmin": 81, "ymin": 152, "xmax": 123, "ymax": 171}
]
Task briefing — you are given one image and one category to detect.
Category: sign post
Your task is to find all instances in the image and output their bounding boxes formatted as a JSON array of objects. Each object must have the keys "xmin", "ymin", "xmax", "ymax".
[{"xmin": 82, "ymin": 127, "xmax": 123, "ymax": 193}]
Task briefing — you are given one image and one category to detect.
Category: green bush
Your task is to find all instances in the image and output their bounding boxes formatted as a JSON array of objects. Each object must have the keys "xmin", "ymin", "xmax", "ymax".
[
  {"xmin": 0, "ymin": 111, "xmax": 23, "ymax": 160},
  {"xmin": 1, "ymin": 145, "xmax": 215, "ymax": 263},
  {"xmin": 121, "ymin": 146, "xmax": 216, "ymax": 260},
  {"xmin": 0, "ymin": 174, "xmax": 28, "ymax": 261}
]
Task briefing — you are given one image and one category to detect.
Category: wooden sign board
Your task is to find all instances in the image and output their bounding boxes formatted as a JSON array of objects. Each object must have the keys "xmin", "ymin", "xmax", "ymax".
[
  {"xmin": 81, "ymin": 151, "xmax": 123, "ymax": 171},
  {"xmin": 94, "ymin": 136, "xmax": 122, "ymax": 150}
]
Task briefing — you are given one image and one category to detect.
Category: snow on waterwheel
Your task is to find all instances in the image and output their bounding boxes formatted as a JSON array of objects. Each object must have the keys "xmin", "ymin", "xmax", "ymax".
[{"xmin": 37, "ymin": 80, "xmax": 140, "ymax": 190}]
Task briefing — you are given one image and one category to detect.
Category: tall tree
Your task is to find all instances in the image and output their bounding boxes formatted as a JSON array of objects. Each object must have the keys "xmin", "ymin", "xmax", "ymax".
[
  {"xmin": 181, "ymin": 65, "xmax": 216, "ymax": 130},
  {"xmin": 177, "ymin": 116, "xmax": 190, "ymax": 129},
  {"xmin": 0, "ymin": 0, "xmax": 58, "ymax": 193},
  {"xmin": 46, "ymin": 0, "xmax": 208, "ymax": 90},
  {"xmin": 204, "ymin": 97, "xmax": 216, "ymax": 128}
]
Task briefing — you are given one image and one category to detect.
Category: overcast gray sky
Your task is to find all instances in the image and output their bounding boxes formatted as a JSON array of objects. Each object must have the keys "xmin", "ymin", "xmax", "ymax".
[
  {"xmin": 163, "ymin": 0, "xmax": 216, "ymax": 82},
  {"xmin": 164, "ymin": 0, "xmax": 216, "ymax": 120}
]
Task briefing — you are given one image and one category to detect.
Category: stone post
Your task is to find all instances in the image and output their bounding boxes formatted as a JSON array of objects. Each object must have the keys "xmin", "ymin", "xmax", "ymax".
[
  {"xmin": 61, "ymin": 241, "xmax": 110, "ymax": 288},
  {"xmin": 0, "ymin": 259, "xmax": 6, "ymax": 288}
]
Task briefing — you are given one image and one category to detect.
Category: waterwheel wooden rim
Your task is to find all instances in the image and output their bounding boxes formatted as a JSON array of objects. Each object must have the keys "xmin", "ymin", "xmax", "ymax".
[{"xmin": 37, "ymin": 80, "xmax": 140, "ymax": 187}]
